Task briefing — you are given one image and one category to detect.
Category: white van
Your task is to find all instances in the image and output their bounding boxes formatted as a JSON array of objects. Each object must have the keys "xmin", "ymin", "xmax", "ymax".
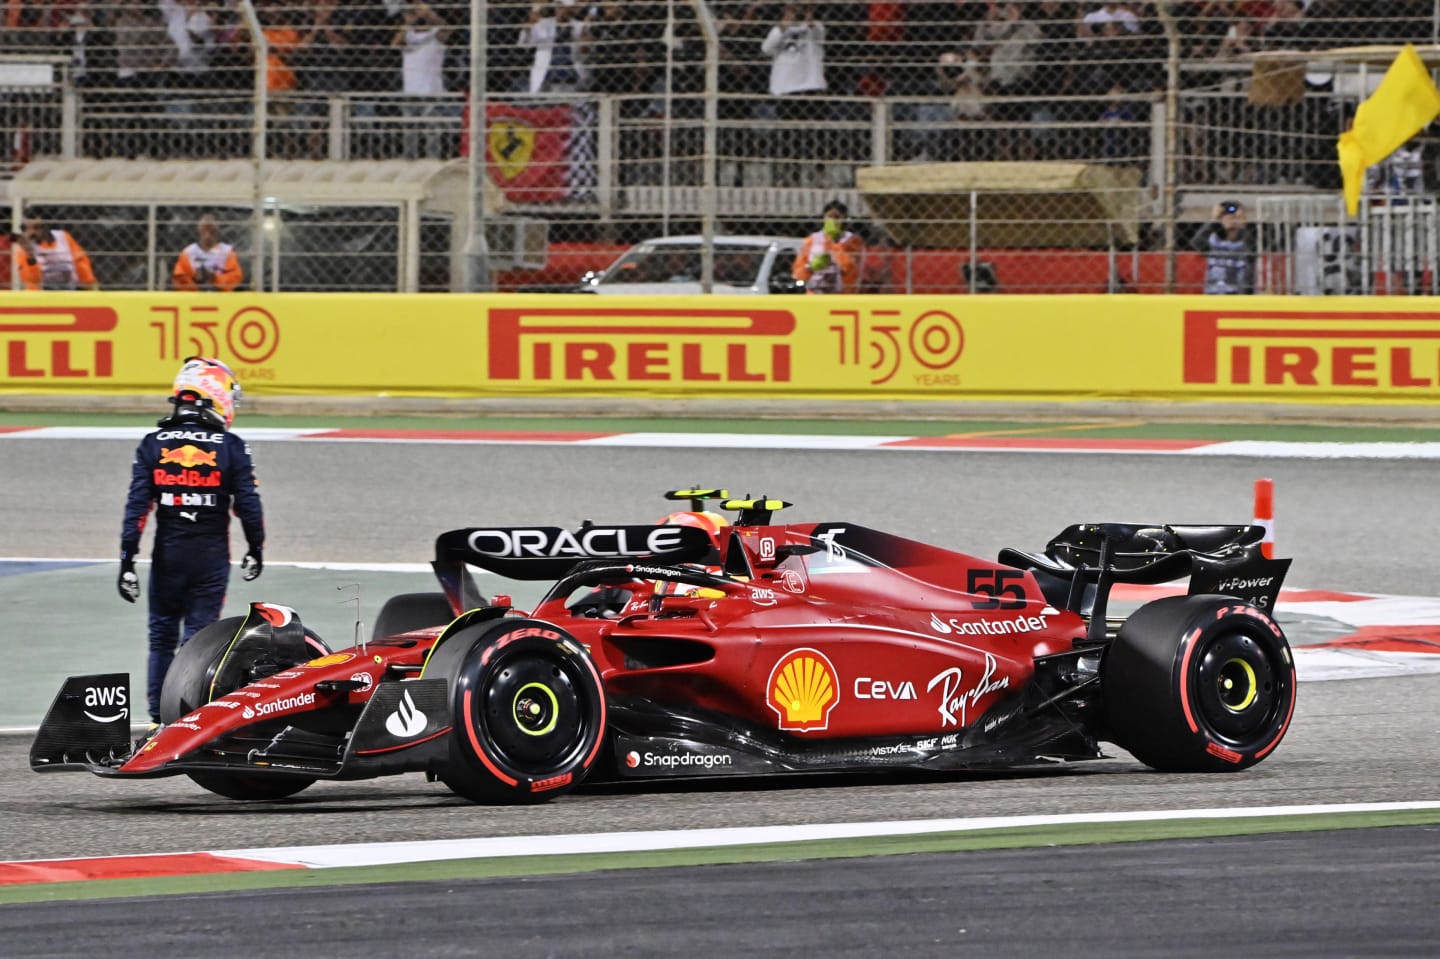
[{"xmin": 579, "ymin": 235, "xmax": 806, "ymax": 295}]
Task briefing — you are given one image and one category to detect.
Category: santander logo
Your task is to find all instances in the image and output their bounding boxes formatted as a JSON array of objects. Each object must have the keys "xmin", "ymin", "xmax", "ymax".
[{"xmin": 385, "ymin": 689, "xmax": 428, "ymax": 738}]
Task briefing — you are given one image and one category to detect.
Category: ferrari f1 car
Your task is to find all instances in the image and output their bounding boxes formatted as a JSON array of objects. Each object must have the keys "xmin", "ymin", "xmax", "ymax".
[{"xmin": 32, "ymin": 492, "xmax": 1297, "ymax": 804}]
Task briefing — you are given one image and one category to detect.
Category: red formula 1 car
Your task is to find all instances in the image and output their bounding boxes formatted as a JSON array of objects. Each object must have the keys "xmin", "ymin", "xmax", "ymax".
[{"xmin": 31, "ymin": 492, "xmax": 1297, "ymax": 804}]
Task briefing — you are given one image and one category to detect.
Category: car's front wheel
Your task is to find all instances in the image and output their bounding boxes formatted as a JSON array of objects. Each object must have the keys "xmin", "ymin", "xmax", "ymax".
[
  {"xmin": 159, "ymin": 606, "xmax": 329, "ymax": 801},
  {"xmin": 427, "ymin": 618, "xmax": 606, "ymax": 804}
]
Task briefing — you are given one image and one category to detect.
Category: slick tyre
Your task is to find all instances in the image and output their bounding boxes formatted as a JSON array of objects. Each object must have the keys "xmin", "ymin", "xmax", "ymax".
[
  {"xmin": 159, "ymin": 615, "xmax": 328, "ymax": 801},
  {"xmin": 372, "ymin": 592, "xmax": 455, "ymax": 641},
  {"xmin": 1103, "ymin": 595, "xmax": 1296, "ymax": 773},
  {"xmin": 430, "ymin": 619, "xmax": 606, "ymax": 804}
]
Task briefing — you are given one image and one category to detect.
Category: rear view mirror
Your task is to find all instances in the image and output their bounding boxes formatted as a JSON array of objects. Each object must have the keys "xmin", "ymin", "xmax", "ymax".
[{"xmin": 769, "ymin": 273, "xmax": 805, "ymax": 294}]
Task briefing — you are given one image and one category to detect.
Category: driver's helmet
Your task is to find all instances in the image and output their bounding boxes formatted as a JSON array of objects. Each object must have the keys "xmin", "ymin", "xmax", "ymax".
[
  {"xmin": 170, "ymin": 356, "xmax": 241, "ymax": 428},
  {"xmin": 659, "ymin": 510, "xmax": 730, "ymax": 551}
]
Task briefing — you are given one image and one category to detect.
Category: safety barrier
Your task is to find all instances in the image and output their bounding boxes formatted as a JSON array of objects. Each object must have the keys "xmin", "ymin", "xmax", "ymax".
[{"xmin": 4, "ymin": 292, "xmax": 1440, "ymax": 405}]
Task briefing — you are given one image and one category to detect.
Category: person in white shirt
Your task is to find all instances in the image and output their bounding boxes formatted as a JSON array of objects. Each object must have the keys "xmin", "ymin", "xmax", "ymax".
[
  {"xmin": 520, "ymin": 0, "xmax": 592, "ymax": 94},
  {"xmin": 1082, "ymin": 2, "xmax": 1140, "ymax": 35},
  {"xmin": 761, "ymin": 2, "xmax": 828, "ymax": 186},
  {"xmin": 159, "ymin": 0, "xmax": 215, "ymax": 158},
  {"xmin": 394, "ymin": 2, "xmax": 453, "ymax": 159}
]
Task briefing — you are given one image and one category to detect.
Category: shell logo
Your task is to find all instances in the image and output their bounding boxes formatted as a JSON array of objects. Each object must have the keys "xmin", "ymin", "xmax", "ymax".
[
  {"xmin": 767, "ymin": 648, "xmax": 839, "ymax": 732},
  {"xmin": 303, "ymin": 653, "xmax": 355, "ymax": 668}
]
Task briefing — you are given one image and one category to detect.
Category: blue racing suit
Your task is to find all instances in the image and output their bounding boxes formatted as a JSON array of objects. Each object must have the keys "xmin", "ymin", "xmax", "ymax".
[{"xmin": 120, "ymin": 412, "xmax": 264, "ymax": 720}]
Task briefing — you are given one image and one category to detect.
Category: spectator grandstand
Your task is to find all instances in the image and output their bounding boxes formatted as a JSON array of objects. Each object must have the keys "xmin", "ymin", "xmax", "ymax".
[{"xmin": 3, "ymin": 1, "xmax": 1438, "ymax": 294}]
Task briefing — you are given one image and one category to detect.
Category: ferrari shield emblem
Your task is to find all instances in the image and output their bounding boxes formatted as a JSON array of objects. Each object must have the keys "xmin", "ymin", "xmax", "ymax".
[{"xmin": 488, "ymin": 120, "xmax": 536, "ymax": 181}]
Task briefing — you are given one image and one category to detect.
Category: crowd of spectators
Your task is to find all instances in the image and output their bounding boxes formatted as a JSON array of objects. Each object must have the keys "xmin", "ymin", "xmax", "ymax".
[{"xmin": 2, "ymin": 2, "xmax": 1438, "ymax": 176}]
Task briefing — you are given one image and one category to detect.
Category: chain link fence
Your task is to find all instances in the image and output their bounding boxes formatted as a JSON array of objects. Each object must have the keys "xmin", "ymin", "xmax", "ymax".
[{"xmin": 3, "ymin": 1, "xmax": 1440, "ymax": 293}]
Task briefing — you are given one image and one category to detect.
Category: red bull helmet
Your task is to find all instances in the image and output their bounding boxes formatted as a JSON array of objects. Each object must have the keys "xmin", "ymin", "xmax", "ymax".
[
  {"xmin": 171, "ymin": 356, "xmax": 241, "ymax": 428},
  {"xmin": 659, "ymin": 510, "xmax": 730, "ymax": 551}
]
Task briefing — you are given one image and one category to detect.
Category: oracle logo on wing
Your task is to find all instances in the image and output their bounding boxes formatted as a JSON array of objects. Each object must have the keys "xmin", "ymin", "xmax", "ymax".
[{"xmin": 486, "ymin": 307, "xmax": 796, "ymax": 384}]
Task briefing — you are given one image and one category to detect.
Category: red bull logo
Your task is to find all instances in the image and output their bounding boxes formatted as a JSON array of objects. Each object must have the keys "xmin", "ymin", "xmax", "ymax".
[
  {"xmin": 159, "ymin": 445, "xmax": 218, "ymax": 468},
  {"xmin": 154, "ymin": 469, "xmax": 221, "ymax": 487}
]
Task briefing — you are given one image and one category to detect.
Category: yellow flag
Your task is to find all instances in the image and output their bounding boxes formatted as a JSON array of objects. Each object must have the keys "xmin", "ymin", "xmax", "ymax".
[{"xmin": 1338, "ymin": 45, "xmax": 1440, "ymax": 215}]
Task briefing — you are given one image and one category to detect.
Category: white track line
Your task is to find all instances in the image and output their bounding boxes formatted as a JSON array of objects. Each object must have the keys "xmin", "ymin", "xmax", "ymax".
[{"xmin": 211, "ymin": 801, "xmax": 1440, "ymax": 869}]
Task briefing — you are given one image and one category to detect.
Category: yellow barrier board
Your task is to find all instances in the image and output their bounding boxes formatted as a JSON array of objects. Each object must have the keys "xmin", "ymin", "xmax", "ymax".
[{"xmin": 3, "ymin": 292, "xmax": 1440, "ymax": 404}]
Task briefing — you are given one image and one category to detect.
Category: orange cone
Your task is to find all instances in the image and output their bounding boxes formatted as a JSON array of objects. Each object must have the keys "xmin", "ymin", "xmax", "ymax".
[{"xmin": 1254, "ymin": 478, "xmax": 1275, "ymax": 559}]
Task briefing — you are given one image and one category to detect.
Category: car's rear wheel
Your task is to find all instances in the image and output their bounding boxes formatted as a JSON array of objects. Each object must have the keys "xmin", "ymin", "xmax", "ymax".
[
  {"xmin": 159, "ymin": 613, "xmax": 329, "ymax": 801},
  {"xmin": 1103, "ymin": 595, "xmax": 1296, "ymax": 772},
  {"xmin": 427, "ymin": 619, "xmax": 606, "ymax": 804},
  {"xmin": 372, "ymin": 592, "xmax": 454, "ymax": 641}
]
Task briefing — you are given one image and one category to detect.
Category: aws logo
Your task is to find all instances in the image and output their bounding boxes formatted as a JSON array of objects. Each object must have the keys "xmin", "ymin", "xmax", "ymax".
[
  {"xmin": 766, "ymin": 648, "xmax": 838, "ymax": 732},
  {"xmin": 83, "ymin": 685, "xmax": 128, "ymax": 723}
]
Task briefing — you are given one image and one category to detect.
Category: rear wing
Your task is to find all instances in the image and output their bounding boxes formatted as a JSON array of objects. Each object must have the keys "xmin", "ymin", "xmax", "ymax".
[
  {"xmin": 431, "ymin": 524, "xmax": 715, "ymax": 614},
  {"xmin": 998, "ymin": 523, "xmax": 1291, "ymax": 641}
]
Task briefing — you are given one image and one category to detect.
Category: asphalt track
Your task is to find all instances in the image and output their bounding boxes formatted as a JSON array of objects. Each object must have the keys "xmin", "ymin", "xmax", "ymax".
[
  {"xmin": 3, "ymin": 435, "xmax": 1439, "ymax": 952},
  {"xmin": 2, "ymin": 827, "xmax": 1438, "ymax": 958}
]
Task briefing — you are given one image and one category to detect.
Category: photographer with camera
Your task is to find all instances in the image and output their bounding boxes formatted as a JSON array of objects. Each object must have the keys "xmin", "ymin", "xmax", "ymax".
[
  {"xmin": 172, "ymin": 212, "xmax": 243, "ymax": 292},
  {"xmin": 11, "ymin": 211, "xmax": 100, "ymax": 291},
  {"xmin": 761, "ymin": 1, "xmax": 827, "ymax": 186},
  {"xmin": 792, "ymin": 198, "xmax": 863, "ymax": 294},
  {"xmin": 521, "ymin": 0, "xmax": 591, "ymax": 94},
  {"xmin": 1195, "ymin": 200, "xmax": 1255, "ymax": 295}
]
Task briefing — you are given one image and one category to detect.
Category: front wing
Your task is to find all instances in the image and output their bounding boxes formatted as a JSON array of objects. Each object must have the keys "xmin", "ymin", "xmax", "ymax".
[{"xmin": 30, "ymin": 674, "xmax": 454, "ymax": 782}]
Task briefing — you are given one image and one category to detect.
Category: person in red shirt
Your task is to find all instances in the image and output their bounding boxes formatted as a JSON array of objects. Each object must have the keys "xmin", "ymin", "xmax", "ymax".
[
  {"xmin": 173, "ymin": 212, "xmax": 244, "ymax": 292},
  {"xmin": 12, "ymin": 212, "xmax": 100, "ymax": 291},
  {"xmin": 792, "ymin": 199, "xmax": 864, "ymax": 294}
]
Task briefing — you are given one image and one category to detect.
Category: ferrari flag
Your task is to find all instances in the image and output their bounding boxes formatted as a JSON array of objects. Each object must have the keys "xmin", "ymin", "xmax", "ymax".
[
  {"xmin": 1338, "ymin": 44, "xmax": 1440, "ymax": 215},
  {"xmin": 484, "ymin": 103, "xmax": 574, "ymax": 203}
]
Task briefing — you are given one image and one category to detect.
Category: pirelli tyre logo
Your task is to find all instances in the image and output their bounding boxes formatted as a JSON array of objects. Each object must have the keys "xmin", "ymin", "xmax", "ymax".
[
  {"xmin": 0, "ymin": 306, "xmax": 118, "ymax": 378},
  {"xmin": 487, "ymin": 307, "xmax": 795, "ymax": 384},
  {"xmin": 1184, "ymin": 309, "xmax": 1440, "ymax": 391}
]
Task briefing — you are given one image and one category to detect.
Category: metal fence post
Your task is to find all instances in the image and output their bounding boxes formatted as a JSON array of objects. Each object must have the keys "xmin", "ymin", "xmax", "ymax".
[{"xmin": 238, "ymin": 1, "xmax": 268, "ymax": 292}]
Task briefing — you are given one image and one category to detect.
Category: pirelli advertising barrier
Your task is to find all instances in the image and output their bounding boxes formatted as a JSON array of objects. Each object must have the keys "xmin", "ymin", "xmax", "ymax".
[{"xmin": 5, "ymin": 292, "xmax": 1440, "ymax": 404}]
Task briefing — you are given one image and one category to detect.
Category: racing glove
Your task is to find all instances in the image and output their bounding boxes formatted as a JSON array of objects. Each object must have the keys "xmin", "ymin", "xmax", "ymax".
[
  {"xmin": 117, "ymin": 556, "xmax": 139, "ymax": 604},
  {"xmin": 241, "ymin": 548, "xmax": 263, "ymax": 582}
]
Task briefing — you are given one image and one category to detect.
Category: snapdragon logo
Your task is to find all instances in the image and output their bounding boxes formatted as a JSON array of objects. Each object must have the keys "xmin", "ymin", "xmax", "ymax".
[{"xmin": 625, "ymin": 750, "xmax": 733, "ymax": 770}]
